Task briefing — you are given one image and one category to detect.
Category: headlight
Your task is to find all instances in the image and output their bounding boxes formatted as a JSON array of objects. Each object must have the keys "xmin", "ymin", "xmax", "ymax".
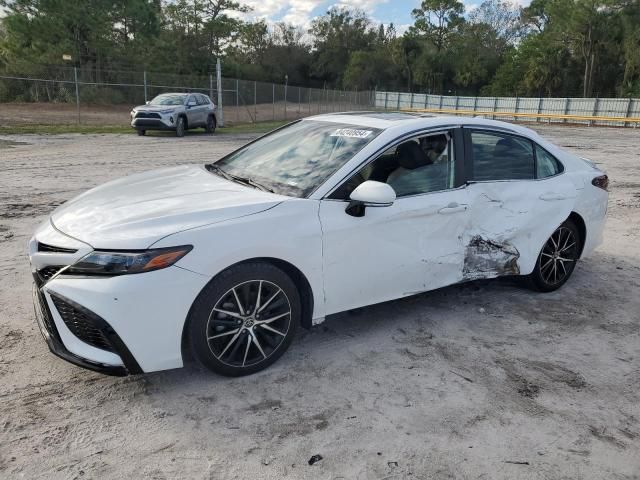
[{"xmin": 65, "ymin": 246, "xmax": 192, "ymax": 276}]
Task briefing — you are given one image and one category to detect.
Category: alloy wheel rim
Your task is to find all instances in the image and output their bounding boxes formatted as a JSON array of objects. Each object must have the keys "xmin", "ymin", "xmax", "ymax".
[
  {"xmin": 539, "ymin": 226, "xmax": 578, "ymax": 285},
  {"xmin": 206, "ymin": 280, "xmax": 291, "ymax": 368}
]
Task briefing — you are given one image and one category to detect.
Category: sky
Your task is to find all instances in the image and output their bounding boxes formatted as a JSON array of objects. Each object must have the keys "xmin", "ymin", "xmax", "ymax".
[{"xmin": 239, "ymin": 0, "xmax": 532, "ymax": 32}]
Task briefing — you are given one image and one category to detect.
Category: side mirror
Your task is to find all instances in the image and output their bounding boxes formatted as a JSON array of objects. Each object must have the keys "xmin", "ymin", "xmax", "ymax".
[{"xmin": 346, "ymin": 181, "xmax": 396, "ymax": 217}]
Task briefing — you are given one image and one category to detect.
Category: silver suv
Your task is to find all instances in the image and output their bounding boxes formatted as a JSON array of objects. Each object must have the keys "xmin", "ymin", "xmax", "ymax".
[{"xmin": 131, "ymin": 93, "xmax": 217, "ymax": 137}]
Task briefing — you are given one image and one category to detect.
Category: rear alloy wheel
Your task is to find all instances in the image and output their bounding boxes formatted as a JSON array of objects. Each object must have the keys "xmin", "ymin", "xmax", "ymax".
[
  {"xmin": 528, "ymin": 219, "xmax": 581, "ymax": 292},
  {"xmin": 204, "ymin": 115, "xmax": 216, "ymax": 134},
  {"xmin": 189, "ymin": 262, "xmax": 300, "ymax": 376},
  {"xmin": 176, "ymin": 116, "xmax": 186, "ymax": 137}
]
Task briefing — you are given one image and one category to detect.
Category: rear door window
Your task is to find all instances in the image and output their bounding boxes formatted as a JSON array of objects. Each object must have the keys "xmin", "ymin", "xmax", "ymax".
[{"xmin": 469, "ymin": 131, "xmax": 535, "ymax": 181}]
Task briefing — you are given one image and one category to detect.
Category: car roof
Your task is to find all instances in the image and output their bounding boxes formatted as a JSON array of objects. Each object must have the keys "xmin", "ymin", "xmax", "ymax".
[{"xmin": 304, "ymin": 112, "xmax": 539, "ymax": 139}]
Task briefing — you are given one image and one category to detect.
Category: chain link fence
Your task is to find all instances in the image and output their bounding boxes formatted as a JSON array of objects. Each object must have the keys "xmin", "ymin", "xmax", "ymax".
[{"xmin": 0, "ymin": 65, "xmax": 375, "ymax": 127}]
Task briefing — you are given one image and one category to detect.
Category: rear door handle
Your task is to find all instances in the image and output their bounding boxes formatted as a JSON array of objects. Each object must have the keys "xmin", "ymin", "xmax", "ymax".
[
  {"xmin": 539, "ymin": 193, "xmax": 566, "ymax": 201},
  {"xmin": 438, "ymin": 203, "xmax": 467, "ymax": 214}
]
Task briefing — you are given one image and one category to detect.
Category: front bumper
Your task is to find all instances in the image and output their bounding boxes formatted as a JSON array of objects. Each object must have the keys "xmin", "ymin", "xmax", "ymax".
[
  {"xmin": 32, "ymin": 266, "xmax": 210, "ymax": 375},
  {"xmin": 131, "ymin": 113, "xmax": 176, "ymax": 130},
  {"xmin": 33, "ymin": 284, "xmax": 138, "ymax": 376}
]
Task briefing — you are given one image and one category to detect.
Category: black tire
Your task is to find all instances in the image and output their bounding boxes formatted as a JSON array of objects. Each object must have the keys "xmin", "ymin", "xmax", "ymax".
[
  {"xmin": 188, "ymin": 262, "xmax": 300, "ymax": 376},
  {"xmin": 137, "ymin": 129, "xmax": 146, "ymax": 136},
  {"xmin": 204, "ymin": 115, "xmax": 216, "ymax": 134},
  {"xmin": 176, "ymin": 116, "xmax": 186, "ymax": 137},
  {"xmin": 527, "ymin": 218, "xmax": 582, "ymax": 292}
]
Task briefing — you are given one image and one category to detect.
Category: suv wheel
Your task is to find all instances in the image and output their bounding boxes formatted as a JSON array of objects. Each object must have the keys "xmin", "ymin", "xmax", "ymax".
[
  {"xmin": 137, "ymin": 129, "xmax": 146, "ymax": 136},
  {"xmin": 205, "ymin": 115, "xmax": 216, "ymax": 134},
  {"xmin": 176, "ymin": 116, "xmax": 186, "ymax": 137}
]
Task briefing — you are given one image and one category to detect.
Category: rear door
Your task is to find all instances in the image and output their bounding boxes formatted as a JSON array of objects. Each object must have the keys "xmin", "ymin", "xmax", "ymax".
[{"xmin": 462, "ymin": 128, "xmax": 576, "ymax": 278}]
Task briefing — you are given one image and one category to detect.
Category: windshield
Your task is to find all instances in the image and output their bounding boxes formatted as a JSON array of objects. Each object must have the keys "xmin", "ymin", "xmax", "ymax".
[
  {"xmin": 149, "ymin": 94, "xmax": 186, "ymax": 106},
  {"xmin": 208, "ymin": 120, "xmax": 382, "ymax": 197}
]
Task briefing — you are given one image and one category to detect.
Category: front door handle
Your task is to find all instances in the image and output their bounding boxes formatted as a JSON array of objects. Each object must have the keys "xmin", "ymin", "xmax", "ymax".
[
  {"xmin": 539, "ymin": 193, "xmax": 566, "ymax": 201},
  {"xmin": 438, "ymin": 203, "xmax": 467, "ymax": 214}
]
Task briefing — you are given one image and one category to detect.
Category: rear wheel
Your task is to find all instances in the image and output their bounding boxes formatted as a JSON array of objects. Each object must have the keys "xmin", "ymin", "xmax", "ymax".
[
  {"xmin": 176, "ymin": 116, "xmax": 186, "ymax": 137},
  {"xmin": 204, "ymin": 115, "xmax": 216, "ymax": 134},
  {"xmin": 527, "ymin": 219, "xmax": 582, "ymax": 292},
  {"xmin": 188, "ymin": 262, "xmax": 300, "ymax": 376},
  {"xmin": 137, "ymin": 129, "xmax": 146, "ymax": 136}
]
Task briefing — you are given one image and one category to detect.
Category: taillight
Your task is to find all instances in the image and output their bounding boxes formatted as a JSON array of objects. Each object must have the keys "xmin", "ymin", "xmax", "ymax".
[{"xmin": 592, "ymin": 175, "xmax": 608, "ymax": 191}]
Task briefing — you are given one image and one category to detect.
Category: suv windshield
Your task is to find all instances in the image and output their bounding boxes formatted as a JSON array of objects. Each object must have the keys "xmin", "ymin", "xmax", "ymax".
[
  {"xmin": 208, "ymin": 120, "xmax": 381, "ymax": 197},
  {"xmin": 149, "ymin": 94, "xmax": 186, "ymax": 106}
]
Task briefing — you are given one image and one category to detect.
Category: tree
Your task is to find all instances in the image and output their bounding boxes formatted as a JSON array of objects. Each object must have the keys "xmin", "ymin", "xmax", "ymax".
[{"xmin": 309, "ymin": 7, "xmax": 376, "ymax": 86}]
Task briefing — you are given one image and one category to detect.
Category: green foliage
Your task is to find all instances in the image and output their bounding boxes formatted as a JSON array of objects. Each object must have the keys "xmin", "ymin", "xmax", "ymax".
[{"xmin": 0, "ymin": 0, "xmax": 638, "ymax": 98}]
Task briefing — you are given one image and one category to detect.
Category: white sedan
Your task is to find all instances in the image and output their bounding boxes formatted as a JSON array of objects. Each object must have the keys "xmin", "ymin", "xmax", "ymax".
[{"xmin": 29, "ymin": 113, "xmax": 608, "ymax": 376}]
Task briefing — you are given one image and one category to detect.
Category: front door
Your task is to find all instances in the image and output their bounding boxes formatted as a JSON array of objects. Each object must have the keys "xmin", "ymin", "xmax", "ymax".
[{"xmin": 319, "ymin": 129, "xmax": 469, "ymax": 315}]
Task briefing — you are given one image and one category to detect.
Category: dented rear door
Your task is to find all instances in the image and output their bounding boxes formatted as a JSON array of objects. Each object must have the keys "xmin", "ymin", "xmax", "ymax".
[{"xmin": 462, "ymin": 128, "xmax": 576, "ymax": 279}]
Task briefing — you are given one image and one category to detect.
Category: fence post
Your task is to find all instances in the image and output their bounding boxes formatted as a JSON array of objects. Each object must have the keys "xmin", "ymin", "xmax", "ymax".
[
  {"xmin": 492, "ymin": 97, "xmax": 498, "ymax": 120},
  {"xmin": 473, "ymin": 96, "xmax": 478, "ymax": 113},
  {"xmin": 410, "ymin": 92, "xmax": 414, "ymax": 110},
  {"xmin": 272, "ymin": 83, "xmax": 275, "ymax": 120},
  {"xmin": 514, "ymin": 96, "xmax": 519, "ymax": 122},
  {"xmin": 144, "ymin": 71, "xmax": 148, "ymax": 103},
  {"xmin": 590, "ymin": 98, "xmax": 599, "ymax": 127},
  {"xmin": 208, "ymin": 73, "xmax": 213, "ymax": 105},
  {"xmin": 454, "ymin": 95, "xmax": 459, "ymax": 112},
  {"xmin": 73, "ymin": 66, "xmax": 80, "ymax": 124},
  {"xmin": 439, "ymin": 95, "xmax": 443, "ymax": 110},
  {"xmin": 254, "ymin": 81, "xmax": 257, "ymax": 122},
  {"xmin": 563, "ymin": 97, "xmax": 570, "ymax": 124},
  {"xmin": 536, "ymin": 97, "xmax": 542, "ymax": 123},
  {"xmin": 384, "ymin": 91, "xmax": 388, "ymax": 109},
  {"xmin": 396, "ymin": 92, "xmax": 401, "ymax": 110},
  {"xmin": 424, "ymin": 94, "xmax": 428, "ymax": 110},
  {"xmin": 625, "ymin": 98, "xmax": 633, "ymax": 128},
  {"xmin": 235, "ymin": 79, "xmax": 239, "ymax": 122},
  {"xmin": 298, "ymin": 87, "xmax": 301, "ymax": 116},
  {"xmin": 216, "ymin": 58, "xmax": 224, "ymax": 127}
]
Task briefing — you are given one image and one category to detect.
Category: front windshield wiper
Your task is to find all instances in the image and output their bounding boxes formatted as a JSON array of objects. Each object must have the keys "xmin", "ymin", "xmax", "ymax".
[{"xmin": 206, "ymin": 164, "xmax": 275, "ymax": 193}]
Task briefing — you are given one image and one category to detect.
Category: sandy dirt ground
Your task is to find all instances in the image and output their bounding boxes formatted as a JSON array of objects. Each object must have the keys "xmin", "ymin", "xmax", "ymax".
[{"xmin": 0, "ymin": 125, "xmax": 639, "ymax": 479}]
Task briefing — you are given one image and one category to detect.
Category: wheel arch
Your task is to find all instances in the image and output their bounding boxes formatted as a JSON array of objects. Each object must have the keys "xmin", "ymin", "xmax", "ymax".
[
  {"xmin": 568, "ymin": 211, "xmax": 587, "ymax": 258},
  {"xmin": 180, "ymin": 256, "xmax": 314, "ymax": 363},
  {"xmin": 177, "ymin": 112, "xmax": 188, "ymax": 128}
]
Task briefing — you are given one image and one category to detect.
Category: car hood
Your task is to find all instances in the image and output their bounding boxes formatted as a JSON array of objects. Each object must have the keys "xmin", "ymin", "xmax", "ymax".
[
  {"xmin": 133, "ymin": 104, "xmax": 184, "ymax": 112},
  {"xmin": 51, "ymin": 165, "xmax": 285, "ymax": 249}
]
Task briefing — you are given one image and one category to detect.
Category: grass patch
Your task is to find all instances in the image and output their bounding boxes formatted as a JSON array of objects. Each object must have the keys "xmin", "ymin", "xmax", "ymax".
[{"xmin": 0, "ymin": 120, "xmax": 289, "ymax": 136}]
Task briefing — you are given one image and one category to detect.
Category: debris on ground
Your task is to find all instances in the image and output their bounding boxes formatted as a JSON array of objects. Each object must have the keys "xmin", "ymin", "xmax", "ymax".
[{"xmin": 308, "ymin": 454, "xmax": 323, "ymax": 466}]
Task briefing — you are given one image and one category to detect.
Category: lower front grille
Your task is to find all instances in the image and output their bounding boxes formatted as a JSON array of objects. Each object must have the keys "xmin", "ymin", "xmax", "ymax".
[
  {"xmin": 50, "ymin": 295, "xmax": 114, "ymax": 352},
  {"xmin": 135, "ymin": 112, "xmax": 161, "ymax": 119}
]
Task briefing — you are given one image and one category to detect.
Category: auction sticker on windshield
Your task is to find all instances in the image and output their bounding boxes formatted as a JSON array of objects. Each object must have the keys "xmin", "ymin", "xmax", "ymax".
[{"xmin": 330, "ymin": 128, "xmax": 373, "ymax": 138}]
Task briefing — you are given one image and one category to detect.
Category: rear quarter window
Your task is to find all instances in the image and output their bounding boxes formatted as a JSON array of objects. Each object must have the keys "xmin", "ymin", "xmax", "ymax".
[{"xmin": 535, "ymin": 145, "xmax": 564, "ymax": 178}]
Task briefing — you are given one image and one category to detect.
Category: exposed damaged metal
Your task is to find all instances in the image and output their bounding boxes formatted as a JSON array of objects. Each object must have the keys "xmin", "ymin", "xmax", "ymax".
[{"xmin": 463, "ymin": 235, "xmax": 520, "ymax": 280}]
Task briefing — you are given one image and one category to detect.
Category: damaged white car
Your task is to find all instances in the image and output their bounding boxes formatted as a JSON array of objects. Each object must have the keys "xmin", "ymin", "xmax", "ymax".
[{"xmin": 29, "ymin": 113, "xmax": 608, "ymax": 377}]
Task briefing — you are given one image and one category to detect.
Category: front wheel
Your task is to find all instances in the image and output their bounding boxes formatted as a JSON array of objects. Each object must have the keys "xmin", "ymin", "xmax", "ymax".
[
  {"xmin": 527, "ymin": 219, "xmax": 582, "ymax": 292},
  {"xmin": 188, "ymin": 262, "xmax": 300, "ymax": 376},
  {"xmin": 176, "ymin": 116, "xmax": 186, "ymax": 137}
]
